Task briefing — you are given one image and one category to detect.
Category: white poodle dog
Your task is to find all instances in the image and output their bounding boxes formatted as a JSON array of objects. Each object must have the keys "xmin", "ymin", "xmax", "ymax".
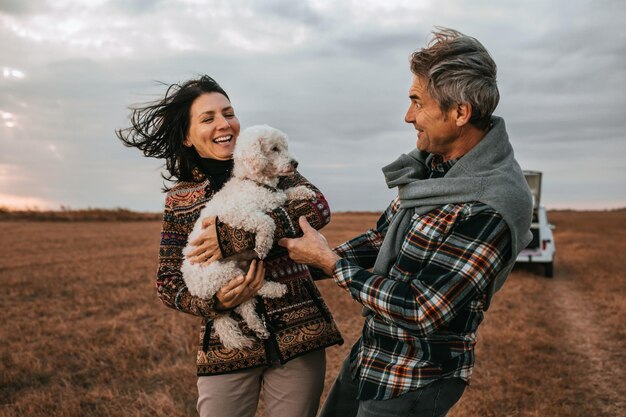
[{"xmin": 181, "ymin": 124, "xmax": 316, "ymax": 349}]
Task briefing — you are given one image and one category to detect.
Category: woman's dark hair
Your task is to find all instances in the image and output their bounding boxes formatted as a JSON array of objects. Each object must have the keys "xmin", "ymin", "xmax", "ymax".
[{"xmin": 116, "ymin": 75, "xmax": 230, "ymax": 187}]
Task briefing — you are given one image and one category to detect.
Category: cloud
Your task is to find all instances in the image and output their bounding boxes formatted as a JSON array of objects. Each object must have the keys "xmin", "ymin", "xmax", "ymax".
[
  {"xmin": 109, "ymin": 0, "xmax": 163, "ymax": 15},
  {"xmin": 0, "ymin": 0, "xmax": 625, "ymax": 211},
  {"xmin": 0, "ymin": 0, "xmax": 50, "ymax": 16},
  {"xmin": 254, "ymin": 0, "xmax": 325, "ymax": 26}
]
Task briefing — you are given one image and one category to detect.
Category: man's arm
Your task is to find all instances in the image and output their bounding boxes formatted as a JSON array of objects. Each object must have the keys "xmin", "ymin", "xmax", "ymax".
[
  {"xmin": 332, "ymin": 207, "xmax": 511, "ymax": 336},
  {"xmin": 281, "ymin": 205, "xmax": 511, "ymax": 336},
  {"xmin": 332, "ymin": 197, "xmax": 399, "ymax": 269}
]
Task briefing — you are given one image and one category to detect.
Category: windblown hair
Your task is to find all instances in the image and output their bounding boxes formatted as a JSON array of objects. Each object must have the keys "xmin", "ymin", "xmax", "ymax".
[
  {"xmin": 410, "ymin": 28, "xmax": 499, "ymax": 130},
  {"xmin": 116, "ymin": 75, "xmax": 230, "ymax": 187}
]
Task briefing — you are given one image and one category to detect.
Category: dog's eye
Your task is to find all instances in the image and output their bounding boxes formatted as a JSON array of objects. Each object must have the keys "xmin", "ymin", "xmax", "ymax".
[{"xmin": 271, "ymin": 146, "xmax": 279, "ymax": 152}]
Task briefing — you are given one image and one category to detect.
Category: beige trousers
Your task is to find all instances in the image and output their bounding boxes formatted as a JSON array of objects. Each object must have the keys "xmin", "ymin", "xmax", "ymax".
[{"xmin": 196, "ymin": 349, "xmax": 326, "ymax": 417}]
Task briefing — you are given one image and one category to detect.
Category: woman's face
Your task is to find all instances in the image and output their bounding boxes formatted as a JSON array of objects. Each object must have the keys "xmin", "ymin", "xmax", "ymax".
[{"xmin": 184, "ymin": 92, "xmax": 240, "ymax": 160}]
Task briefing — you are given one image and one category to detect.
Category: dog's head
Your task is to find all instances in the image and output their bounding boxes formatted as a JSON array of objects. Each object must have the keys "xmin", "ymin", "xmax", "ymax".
[{"xmin": 232, "ymin": 125, "xmax": 299, "ymax": 185}]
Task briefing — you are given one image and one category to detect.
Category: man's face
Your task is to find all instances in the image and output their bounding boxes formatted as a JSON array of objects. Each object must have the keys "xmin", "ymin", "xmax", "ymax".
[{"xmin": 404, "ymin": 75, "xmax": 461, "ymax": 160}]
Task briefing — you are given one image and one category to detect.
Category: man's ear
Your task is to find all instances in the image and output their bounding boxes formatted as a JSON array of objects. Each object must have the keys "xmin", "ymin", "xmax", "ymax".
[{"xmin": 455, "ymin": 102, "xmax": 472, "ymax": 127}]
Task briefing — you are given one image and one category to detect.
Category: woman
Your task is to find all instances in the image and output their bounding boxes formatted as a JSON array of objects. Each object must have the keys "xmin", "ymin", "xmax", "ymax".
[{"xmin": 117, "ymin": 75, "xmax": 343, "ymax": 417}]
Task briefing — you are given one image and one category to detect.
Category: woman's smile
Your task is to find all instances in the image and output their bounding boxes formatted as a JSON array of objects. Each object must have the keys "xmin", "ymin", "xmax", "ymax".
[{"xmin": 185, "ymin": 92, "xmax": 241, "ymax": 160}]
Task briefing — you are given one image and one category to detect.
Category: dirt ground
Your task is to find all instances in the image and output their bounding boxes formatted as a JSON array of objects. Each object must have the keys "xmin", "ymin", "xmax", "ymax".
[{"xmin": 1, "ymin": 210, "xmax": 624, "ymax": 416}]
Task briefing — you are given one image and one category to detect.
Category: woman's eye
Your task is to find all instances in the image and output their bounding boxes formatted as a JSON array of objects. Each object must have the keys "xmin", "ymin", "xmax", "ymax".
[{"xmin": 202, "ymin": 118, "xmax": 214, "ymax": 123}]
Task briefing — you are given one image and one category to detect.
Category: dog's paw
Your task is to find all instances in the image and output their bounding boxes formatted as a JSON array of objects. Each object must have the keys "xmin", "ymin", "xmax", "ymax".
[
  {"xmin": 285, "ymin": 186, "xmax": 316, "ymax": 201},
  {"xmin": 254, "ymin": 328, "xmax": 270, "ymax": 339},
  {"xmin": 253, "ymin": 223, "xmax": 275, "ymax": 259},
  {"xmin": 258, "ymin": 281, "xmax": 288, "ymax": 298},
  {"xmin": 222, "ymin": 335, "xmax": 254, "ymax": 350},
  {"xmin": 254, "ymin": 245, "xmax": 270, "ymax": 260}
]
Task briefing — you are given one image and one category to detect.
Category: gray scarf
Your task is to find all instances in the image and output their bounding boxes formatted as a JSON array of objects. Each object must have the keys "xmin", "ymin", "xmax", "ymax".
[{"xmin": 373, "ymin": 116, "xmax": 533, "ymax": 307}]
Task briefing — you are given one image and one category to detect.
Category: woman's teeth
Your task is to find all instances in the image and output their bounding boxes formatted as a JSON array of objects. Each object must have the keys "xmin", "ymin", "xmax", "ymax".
[{"xmin": 213, "ymin": 135, "xmax": 232, "ymax": 144}]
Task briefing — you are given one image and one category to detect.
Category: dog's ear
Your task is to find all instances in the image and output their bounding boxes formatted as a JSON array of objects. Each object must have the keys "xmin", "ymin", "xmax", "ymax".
[
  {"xmin": 247, "ymin": 136, "xmax": 268, "ymax": 175},
  {"xmin": 235, "ymin": 134, "xmax": 268, "ymax": 177}
]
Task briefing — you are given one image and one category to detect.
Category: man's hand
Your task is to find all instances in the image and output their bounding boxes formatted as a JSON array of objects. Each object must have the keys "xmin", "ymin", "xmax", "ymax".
[
  {"xmin": 278, "ymin": 217, "xmax": 340, "ymax": 276},
  {"xmin": 187, "ymin": 216, "xmax": 223, "ymax": 265}
]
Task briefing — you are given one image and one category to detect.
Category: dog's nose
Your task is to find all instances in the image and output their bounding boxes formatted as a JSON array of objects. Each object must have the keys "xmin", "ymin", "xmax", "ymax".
[{"xmin": 290, "ymin": 160, "xmax": 299, "ymax": 169}]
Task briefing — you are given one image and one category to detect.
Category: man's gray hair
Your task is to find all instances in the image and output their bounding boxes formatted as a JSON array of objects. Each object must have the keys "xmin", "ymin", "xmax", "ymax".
[{"xmin": 410, "ymin": 28, "xmax": 499, "ymax": 130}]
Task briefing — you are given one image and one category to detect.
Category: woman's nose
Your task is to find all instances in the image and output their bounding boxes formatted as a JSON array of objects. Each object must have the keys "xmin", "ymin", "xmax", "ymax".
[{"xmin": 216, "ymin": 115, "xmax": 230, "ymax": 129}]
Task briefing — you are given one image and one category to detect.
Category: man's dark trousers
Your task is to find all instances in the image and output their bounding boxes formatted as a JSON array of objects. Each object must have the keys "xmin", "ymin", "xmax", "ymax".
[{"xmin": 318, "ymin": 355, "xmax": 466, "ymax": 417}]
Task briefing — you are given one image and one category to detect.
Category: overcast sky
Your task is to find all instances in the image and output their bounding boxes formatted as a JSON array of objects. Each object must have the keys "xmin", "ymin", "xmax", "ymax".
[{"xmin": 1, "ymin": 0, "xmax": 625, "ymax": 212}]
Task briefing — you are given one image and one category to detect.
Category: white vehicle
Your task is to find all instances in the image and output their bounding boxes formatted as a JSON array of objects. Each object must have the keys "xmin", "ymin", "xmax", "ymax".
[{"xmin": 516, "ymin": 171, "xmax": 556, "ymax": 277}]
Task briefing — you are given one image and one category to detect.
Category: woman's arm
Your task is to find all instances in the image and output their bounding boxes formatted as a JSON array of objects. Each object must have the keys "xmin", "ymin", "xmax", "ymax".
[
  {"xmin": 156, "ymin": 201, "xmax": 219, "ymax": 318},
  {"xmin": 216, "ymin": 171, "xmax": 331, "ymax": 258},
  {"xmin": 156, "ymin": 197, "xmax": 265, "ymax": 316}
]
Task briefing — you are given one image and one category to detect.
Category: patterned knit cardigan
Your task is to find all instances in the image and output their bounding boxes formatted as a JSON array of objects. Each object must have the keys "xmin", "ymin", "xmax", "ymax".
[{"xmin": 157, "ymin": 169, "xmax": 344, "ymax": 375}]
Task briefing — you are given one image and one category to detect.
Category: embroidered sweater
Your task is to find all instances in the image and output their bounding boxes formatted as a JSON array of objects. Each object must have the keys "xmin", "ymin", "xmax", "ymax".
[{"xmin": 157, "ymin": 168, "xmax": 343, "ymax": 375}]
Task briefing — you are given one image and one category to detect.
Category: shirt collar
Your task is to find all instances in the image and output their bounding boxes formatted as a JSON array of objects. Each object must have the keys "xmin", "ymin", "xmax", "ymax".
[{"xmin": 426, "ymin": 154, "xmax": 459, "ymax": 177}]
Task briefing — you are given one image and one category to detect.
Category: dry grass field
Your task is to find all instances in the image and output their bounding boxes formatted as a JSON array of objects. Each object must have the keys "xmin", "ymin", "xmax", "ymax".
[{"xmin": 1, "ymin": 210, "xmax": 625, "ymax": 416}]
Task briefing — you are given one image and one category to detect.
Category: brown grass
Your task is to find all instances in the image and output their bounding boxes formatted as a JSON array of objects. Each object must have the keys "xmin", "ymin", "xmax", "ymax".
[
  {"xmin": 0, "ymin": 211, "xmax": 624, "ymax": 416},
  {"xmin": 0, "ymin": 206, "xmax": 161, "ymax": 222}
]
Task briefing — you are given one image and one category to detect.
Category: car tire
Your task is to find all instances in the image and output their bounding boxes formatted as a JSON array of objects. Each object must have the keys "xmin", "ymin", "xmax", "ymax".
[{"xmin": 544, "ymin": 261, "xmax": 554, "ymax": 278}]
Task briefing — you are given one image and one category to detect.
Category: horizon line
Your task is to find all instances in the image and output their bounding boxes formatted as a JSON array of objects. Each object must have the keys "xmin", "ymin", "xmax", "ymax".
[{"xmin": 2, "ymin": 204, "xmax": 625, "ymax": 214}]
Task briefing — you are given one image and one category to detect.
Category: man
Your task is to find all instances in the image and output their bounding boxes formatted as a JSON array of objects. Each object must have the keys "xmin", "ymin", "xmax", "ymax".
[{"xmin": 279, "ymin": 28, "xmax": 533, "ymax": 417}]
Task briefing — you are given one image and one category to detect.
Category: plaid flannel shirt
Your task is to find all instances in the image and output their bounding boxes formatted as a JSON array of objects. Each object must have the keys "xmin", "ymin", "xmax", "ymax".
[{"xmin": 332, "ymin": 158, "xmax": 511, "ymax": 400}]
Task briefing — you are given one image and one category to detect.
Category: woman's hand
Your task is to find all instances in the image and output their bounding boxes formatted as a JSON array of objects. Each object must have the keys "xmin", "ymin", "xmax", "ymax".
[
  {"xmin": 214, "ymin": 260, "xmax": 266, "ymax": 310},
  {"xmin": 187, "ymin": 216, "xmax": 223, "ymax": 265}
]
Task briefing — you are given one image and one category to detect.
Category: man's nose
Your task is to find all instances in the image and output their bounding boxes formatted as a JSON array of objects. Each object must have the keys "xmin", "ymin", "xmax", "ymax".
[{"xmin": 404, "ymin": 106, "xmax": 414, "ymax": 124}]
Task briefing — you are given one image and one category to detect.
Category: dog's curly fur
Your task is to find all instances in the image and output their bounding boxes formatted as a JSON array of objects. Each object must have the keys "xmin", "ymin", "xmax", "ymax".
[{"xmin": 181, "ymin": 125, "xmax": 316, "ymax": 349}]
